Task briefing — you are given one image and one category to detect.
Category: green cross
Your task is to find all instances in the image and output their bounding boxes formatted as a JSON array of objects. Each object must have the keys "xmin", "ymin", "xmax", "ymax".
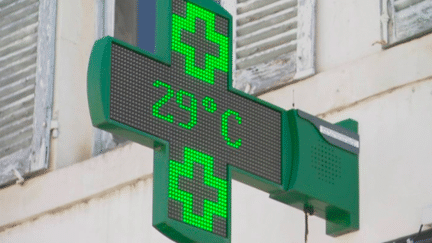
[{"xmin": 88, "ymin": 0, "xmax": 359, "ymax": 242}]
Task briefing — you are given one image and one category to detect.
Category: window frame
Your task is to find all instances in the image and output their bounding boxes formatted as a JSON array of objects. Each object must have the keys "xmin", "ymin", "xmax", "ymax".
[{"xmin": 92, "ymin": 0, "xmax": 131, "ymax": 157}]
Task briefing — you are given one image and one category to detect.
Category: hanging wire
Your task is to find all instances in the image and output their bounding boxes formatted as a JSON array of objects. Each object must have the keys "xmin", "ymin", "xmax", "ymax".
[
  {"xmin": 292, "ymin": 89, "xmax": 295, "ymax": 108},
  {"xmin": 412, "ymin": 224, "xmax": 423, "ymax": 242},
  {"xmin": 304, "ymin": 206, "xmax": 313, "ymax": 243},
  {"xmin": 305, "ymin": 209, "xmax": 309, "ymax": 243}
]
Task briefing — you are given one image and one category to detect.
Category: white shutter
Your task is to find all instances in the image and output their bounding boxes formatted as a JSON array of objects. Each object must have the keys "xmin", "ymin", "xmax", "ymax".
[
  {"xmin": 226, "ymin": 0, "xmax": 315, "ymax": 95},
  {"xmin": 382, "ymin": 0, "xmax": 432, "ymax": 47},
  {"xmin": 0, "ymin": 0, "xmax": 56, "ymax": 186}
]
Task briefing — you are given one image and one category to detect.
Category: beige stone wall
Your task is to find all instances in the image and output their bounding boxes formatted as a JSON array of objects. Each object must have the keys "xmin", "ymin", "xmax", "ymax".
[{"xmin": 51, "ymin": 0, "xmax": 99, "ymax": 169}]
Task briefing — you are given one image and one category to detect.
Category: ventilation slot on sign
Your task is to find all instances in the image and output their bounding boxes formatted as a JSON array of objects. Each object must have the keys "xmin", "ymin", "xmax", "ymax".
[{"xmin": 311, "ymin": 142, "xmax": 341, "ymax": 185}]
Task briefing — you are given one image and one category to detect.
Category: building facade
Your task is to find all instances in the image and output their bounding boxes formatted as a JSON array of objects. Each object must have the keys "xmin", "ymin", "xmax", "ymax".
[{"xmin": 0, "ymin": 0, "xmax": 432, "ymax": 242}]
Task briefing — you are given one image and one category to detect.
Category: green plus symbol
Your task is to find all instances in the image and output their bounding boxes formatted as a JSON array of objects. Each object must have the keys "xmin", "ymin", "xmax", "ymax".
[
  {"xmin": 180, "ymin": 18, "xmax": 220, "ymax": 70},
  {"xmin": 172, "ymin": 2, "xmax": 228, "ymax": 84},
  {"xmin": 170, "ymin": 147, "xmax": 227, "ymax": 232}
]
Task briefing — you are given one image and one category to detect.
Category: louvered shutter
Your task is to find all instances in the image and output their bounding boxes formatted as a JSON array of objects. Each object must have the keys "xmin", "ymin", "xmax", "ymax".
[
  {"xmin": 382, "ymin": 0, "xmax": 432, "ymax": 47},
  {"xmin": 0, "ymin": 0, "xmax": 56, "ymax": 186},
  {"xmin": 222, "ymin": 0, "xmax": 315, "ymax": 95}
]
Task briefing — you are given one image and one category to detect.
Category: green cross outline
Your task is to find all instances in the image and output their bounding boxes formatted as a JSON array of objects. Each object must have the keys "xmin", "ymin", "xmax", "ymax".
[{"xmin": 87, "ymin": 0, "xmax": 359, "ymax": 242}]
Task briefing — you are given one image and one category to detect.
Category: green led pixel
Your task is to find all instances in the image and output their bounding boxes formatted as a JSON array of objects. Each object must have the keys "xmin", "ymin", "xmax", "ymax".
[
  {"xmin": 177, "ymin": 90, "xmax": 198, "ymax": 130},
  {"xmin": 203, "ymin": 96, "xmax": 217, "ymax": 113},
  {"xmin": 221, "ymin": 109, "xmax": 242, "ymax": 149},
  {"xmin": 169, "ymin": 147, "xmax": 228, "ymax": 232},
  {"xmin": 172, "ymin": 2, "xmax": 228, "ymax": 85},
  {"xmin": 152, "ymin": 80, "xmax": 174, "ymax": 123}
]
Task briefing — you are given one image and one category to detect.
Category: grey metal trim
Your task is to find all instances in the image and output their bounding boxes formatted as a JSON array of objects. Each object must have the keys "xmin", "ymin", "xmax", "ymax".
[
  {"xmin": 31, "ymin": 0, "xmax": 56, "ymax": 172},
  {"xmin": 297, "ymin": 110, "xmax": 360, "ymax": 155}
]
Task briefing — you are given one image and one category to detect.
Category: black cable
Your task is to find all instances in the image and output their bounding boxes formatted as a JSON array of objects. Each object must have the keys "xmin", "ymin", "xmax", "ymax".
[
  {"xmin": 304, "ymin": 206, "xmax": 314, "ymax": 243},
  {"xmin": 305, "ymin": 210, "xmax": 309, "ymax": 243},
  {"xmin": 412, "ymin": 224, "xmax": 423, "ymax": 242}
]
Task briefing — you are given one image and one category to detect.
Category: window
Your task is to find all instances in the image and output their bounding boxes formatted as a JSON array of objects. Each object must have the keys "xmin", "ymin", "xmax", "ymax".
[
  {"xmin": 221, "ymin": 0, "xmax": 316, "ymax": 95},
  {"xmin": 93, "ymin": 0, "xmax": 156, "ymax": 156},
  {"xmin": 0, "ymin": 0, "xmax": 56, "ymax": 187},
  {"xmin": 381, "ymin": 0, "xmax": 432, "ymax": 48}
]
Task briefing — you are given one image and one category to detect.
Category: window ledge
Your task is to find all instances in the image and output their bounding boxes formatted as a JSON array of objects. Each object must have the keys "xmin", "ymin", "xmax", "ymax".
[{"xmin": 0, "ymin": 143, "xmax": 154, "ymax": 231}]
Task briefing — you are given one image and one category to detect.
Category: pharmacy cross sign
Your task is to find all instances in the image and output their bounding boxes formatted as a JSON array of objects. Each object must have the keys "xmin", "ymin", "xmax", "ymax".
[{"xmin": 87, "ymin": 0, "xmax": 360, "ymax": 242}]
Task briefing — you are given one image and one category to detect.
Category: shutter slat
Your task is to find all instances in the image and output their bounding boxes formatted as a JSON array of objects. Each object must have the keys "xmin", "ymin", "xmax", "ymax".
[
  {"xmin": 0, "ymin": 84, "xmax": 35, "ymax": 108},
  {"xmin": 394, "ymin": 0, "xmax": 425, "ymax": 11},
  {"xmin": 0, "ymin": 126, "xmax": 33, "ymax": 148},
  {"xmin": 0, "ymin": 129, "xmax": 33, "ymax": 159},
  {"xmin": 237, "ymin": 0, "xmax": 297, "ymax": 26},
  {"xmin": 0, "ymin": 0, "xmax": 38, "ymax": 19},
  {"xmin": 236, "ymin": 18, "xmax": 297, "ymax": 47},
  {"xmin": 0, "ymin": 0, "xmax": 18, "ymax": 9},
  {"xmin": 0, "ymin": 115, "xmax": 33, "ymax": 138},
  {"xmin": 236, "ymin": 41, "xmax": 297, "ymax": 69},
  {"xmin": 0, "ymin": 43, "xmax": 37, "ymax": 67},
  {"xmin": 0, "ymin": 105, "xmax": 33, "ymax": 129},
  {"xmin": 0, "ymin": 64, "xmax": 36, "ymax": 88},
  {"xmin": 0, "ymin": 1, "xmax": 38, "ymax": 29},
  {"xmin": 0, "ymin": 53, "xmax": 37, "ymax": 78},
  {"xmin": 237, "ymin": 0, "xmax": 281, "ymax": 15},
  {"xmin": 0, "ymin": 95, "xmax": 34, "ymax": 121},
  {"xmin": 0, "ymin": 33, "xmax": 38, "ymax": 57},
  {"xmin": 0, "ymin": 75, "xmax": 35, "ymax": 98},
  {"xmin": 0, "ymin": 22, "xmax": 38, "ymax": 49},
  {"xmin": 237, "ymin": 6, "xmax": 297, "ymax": 37},
  {"xmin": 0, "ymin": 11, "xmax": 38, "ymax": 38},
  {"xmin": 237, "ymin": 29, "xmax": 297, "ymax": 58}
]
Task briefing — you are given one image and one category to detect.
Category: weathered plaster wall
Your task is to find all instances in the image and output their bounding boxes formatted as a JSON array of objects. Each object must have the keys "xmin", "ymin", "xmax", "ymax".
[
  {"xmin": 0, "ymin": 0, "xmax": 431, "ymax": 242},
  {"xmin": 315, "ymin": 0, "xmax": 382, "ymax": 72},
  {"xmin": 51, "ymin": 0, "xmax": 97, "ymax": 169}
]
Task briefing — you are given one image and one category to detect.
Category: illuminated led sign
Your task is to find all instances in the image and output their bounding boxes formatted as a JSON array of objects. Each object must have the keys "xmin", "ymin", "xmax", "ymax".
[{"xmin": 88, "ymin": 0, "xmax": 360, "ymax": 242}]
